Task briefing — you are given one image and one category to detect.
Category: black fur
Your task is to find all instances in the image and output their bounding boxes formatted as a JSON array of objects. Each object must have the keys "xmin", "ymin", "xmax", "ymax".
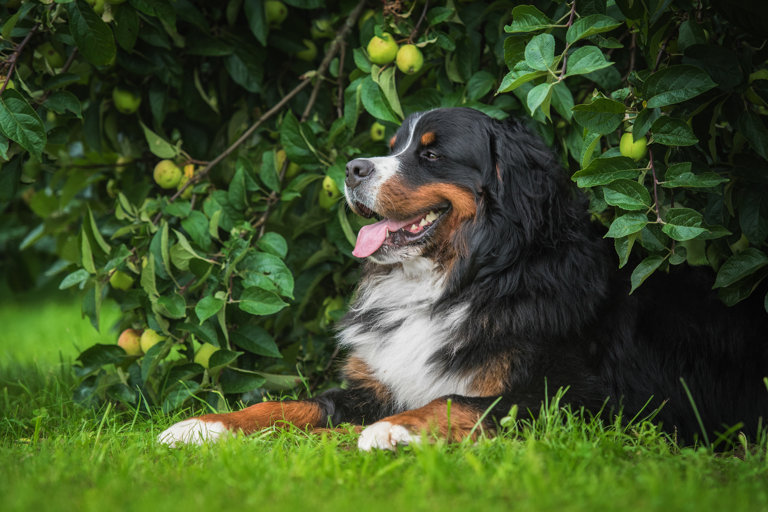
[{"xmin": 329, "ymin": 107, "xmax": 768, "ymax": 441}]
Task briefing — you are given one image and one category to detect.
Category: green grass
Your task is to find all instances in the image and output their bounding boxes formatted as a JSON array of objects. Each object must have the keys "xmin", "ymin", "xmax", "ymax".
[{"xmin": 2, "ymin": 296, "xmax": 767, "ymax": 512}]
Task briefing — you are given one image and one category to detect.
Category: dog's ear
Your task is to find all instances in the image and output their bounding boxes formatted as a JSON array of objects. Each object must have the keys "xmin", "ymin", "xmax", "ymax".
[{"xmin": 442, "ymin": 117, "xmax": 587, "ymax": 299}]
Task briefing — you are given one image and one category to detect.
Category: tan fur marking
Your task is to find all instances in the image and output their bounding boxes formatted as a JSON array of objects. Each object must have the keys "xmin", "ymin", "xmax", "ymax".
[
  {"xmin": 379, "ymin": 398, "xmax": 489, "ymax": 442},
  {"xmin": 389, "ymin": 135, "xmax": 397, "ymax": 149},
  {"xmin": 468, "ymin": 356, "xmax": 511, "ymax": 396},
  {"xmin": 378, "ymin": 180, "xmax": 476, "ymax": 221},
  {"xmin": 343, "ymin": 356, "xmax": 392, "ymax": 403},
  {"xmin": 420, "ymin": 131, "xmax": 436, "ymax": 146},
  {"xmin": 196, "ymin": 401, "xmax": 325, "ymax": 434}
]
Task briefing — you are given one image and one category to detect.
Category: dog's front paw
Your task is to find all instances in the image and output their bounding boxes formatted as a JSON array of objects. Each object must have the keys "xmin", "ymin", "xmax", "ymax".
[
  {"xmin": 358, "ymin": 421, "xmax": 420, "ymax": 451},
  {"xmin": 157, "ymin": 419, "xmax": 231, "ymax": 447}
]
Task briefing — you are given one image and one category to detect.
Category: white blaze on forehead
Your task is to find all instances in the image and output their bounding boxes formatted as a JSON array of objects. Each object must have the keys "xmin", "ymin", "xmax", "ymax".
[{"xmin": 344, "ymin": 113, "xmax": 425, "ymax": 201}]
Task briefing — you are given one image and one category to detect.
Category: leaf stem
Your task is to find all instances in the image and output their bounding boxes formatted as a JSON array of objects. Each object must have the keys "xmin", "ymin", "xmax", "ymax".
[{"xmin": 649, "ymin": 149, "xmax": 662, "ymax": 223}]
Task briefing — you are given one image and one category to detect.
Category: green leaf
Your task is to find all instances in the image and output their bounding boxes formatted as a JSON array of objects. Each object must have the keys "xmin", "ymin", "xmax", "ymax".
[
  {"xmin": 44, "ymin": 91, "xmax": 82, "ymax": 119},
  {"xmin": 140, "ymin": 121, "xmax": 178, "ymax": 159},
  {"xmin": 713, "ymin": 248, "xmax": 768, "ymax": 289},
  {"xmin": 181, "ymin": 210, "xmax": 212, "ymax": 251},
  {"xmin": 280, "ymin": 111, "xmax": 320, "ymax": 164},
  {"xmin": 113, "ymin": 3, "xmax": 139, "ymax": 51},
  {"xmin": 466, "ymin": 71, "xmax": 496, "ymax": 101},
  {"xmin": 572, "ymin": 156, "xmax": 641, "ymax": 187},
  {"xmin": 580, "ymin": 131, "xmax": 601, "ymax": 168},
  {"xmin": 260, "ymin": 151, "xmax": 279, "ymax": 191},
  {"xmin": 605, "ymin": 212, "xmax": 649, "ymax": 238},
  {"xmin": 225, "ymin": 51, "xmax": 264, "ymax": 93},
  {"xmin": 80, "ymin": 227, "xmax": 95, "ymax": 274},
  {"xmin": 87, "ymin": 207, "xmax": 111, "ymax": 254},
  {"xmin": 661, "ymin": 208, "xmax": 708, "ymax": 241},
  {"xmin": 371, "ymin": 66, "xmax": 404, "ymax": 120},
  {"xmin": 571, "ymin": 97, "xmax": 625, "ymax": 134},
  {"xmin": 524, "ymin": 33, "xmax": 555, "ymax": 71},
  {"xmin": 497, "ymin": 68, "xmax": 547, "ymax": 94},
  {"xmin": 505, "ymin": 5, "xmax": 552, "ymax": 33},
  {"xmin": 614, "ymin": 233, "xmax": 638, "ymax": 268},
  {"xmin": 162, "ymin": 382, "xmax": 199, "ymax": 414},
  {"xmin": 566, "ymin": 14, "xmax": 622, "ymax": 44},
  {"xmin": 243, "ymin": 0, "xmax": 268, "ymax": 46},
  {"xmin": 67, "ymin": 0, "xmax": 116, "ymax": 66},
  {"xmin": 361, "ymin": 76, "xmax": 400, "ymax": 124},
  {"xmin": 157, "ymin": 293, "xmax": 186, "ymax": 319},
  {"xmin": 239, "ymin": 287, "xmax": 288, "ymax": 316},
  {"xmin": 661, "ymin": 162, "xmax": 728, "ymax": 188},
  {"xmin": 633, "ymin": 108, "xmax": 660, "ymax": 140},
  {"xmin": 220, "ymin": 369, "xmax": 266, "ymax": 394},
  {"xmin": 526, "ymin": 82, "xmax": 553, "ymax": 117},
  {"xmin": 565, "ymin": 46, "xmax": 614, "ymax": 76},
  {"xmin": 208, "ymin": 349, "xmax": 242, "ymax": 370},
  {"xmin": 0, "ymin": 89, "xmax": 46, "ymax": 161},
  {"xmin": 551, "ymin": 82, "xmax": 574, "ymax": 121},
  {"xmin": 196, "ymin": 295, "xmax": 225, "ymax": 324},
  {"xmin": 257, "ymin": 232, "xmax": 288, "ymax": 258},
  {"xmin": 232, "ymin": 325, "xmax": 282, "ymax": 358},
  {"xmin": 603, "ymin": 179, "xmax": 651, "ymax": 210},
  {"xmin": 630, "ymin": 255, "xmax": 665, "ymax": 293},
  {"xmin": 738, "ymin": 112, "xmax": 768, "ymax": 161},
  {"xmin": 59, "ymin": 269, "xmax": 91, "ymax": 290},
  {"xmin": 644, "ymin": 65, "xmax": 717, "ymax": 108},
  {"xmin": 241, "ymin": 252, "xmax": 294, "ymax": 299},
  {"xmin": 140, "ymin": 253, "xmax": 159, "ymax": 298},
  {"xmin": 77, "ymin": 344, "xmax": 125, "ymax": 369},
  {"xmin": 651, "ymin": 117, "xmax": 698, "ymax": 146}
]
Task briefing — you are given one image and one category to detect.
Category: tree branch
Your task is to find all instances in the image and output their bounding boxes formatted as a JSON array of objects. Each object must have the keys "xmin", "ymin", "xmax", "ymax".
[{"xmin": 1, "ymin": 26, "xmax": 38, "ymax": 96}]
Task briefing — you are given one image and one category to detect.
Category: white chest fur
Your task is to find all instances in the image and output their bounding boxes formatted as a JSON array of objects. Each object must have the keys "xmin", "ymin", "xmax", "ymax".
[{"xmin": 338, "ymin": 258, "xmax": 472, "ymax": 410}]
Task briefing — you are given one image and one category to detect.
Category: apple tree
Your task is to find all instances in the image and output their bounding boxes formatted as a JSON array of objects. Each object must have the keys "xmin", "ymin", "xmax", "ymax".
[{"xmin": 1, "ymin": 0, "xmax": 766, "ymax": 413}]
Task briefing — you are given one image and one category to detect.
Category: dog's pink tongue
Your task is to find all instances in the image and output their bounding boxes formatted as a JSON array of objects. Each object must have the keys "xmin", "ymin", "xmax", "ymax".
[{"xmin": 352, "ymin": 218, "xmax": 416, "ymax": 258}]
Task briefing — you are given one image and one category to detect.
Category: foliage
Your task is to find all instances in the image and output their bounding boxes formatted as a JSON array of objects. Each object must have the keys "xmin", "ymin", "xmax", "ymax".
[{"xmin": 1, "ymin": 0, "xmax": 767, "ymax": 412}]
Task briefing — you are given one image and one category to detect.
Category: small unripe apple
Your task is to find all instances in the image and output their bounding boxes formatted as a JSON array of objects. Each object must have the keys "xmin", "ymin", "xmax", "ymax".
[
  {"xmin": 194, "ymin": 343, "xmax": 219, "ymax": 368},
  {"xmin": 370, "ymin": 121, "xmax": 386, "ymax": 141},
  {"xmin": 176, "ymin": 174, "xmax": 193, "ymax": 199},
  {"xmin": 109, "ymin": 269, "xmax": 134, "ymax": 291},
  {"xmin": 318, "ymin": 175, "xmax": 342, "ymax": 210},
  {"xmin": 296, "ymin": 39, "xmax": 318, "ymax": 61},
  {"xmin": 396, "ymin": 44, "xmax": 424, "ymax": 74},
  {"xmin": 112, "ymin": 87, "xmax": 141, "ymax": 115},
  {"xmin": 118, "ymin": 328, "xmax": 142, "ymax": 356},
  {"xmin": 38, "ymin": 42, "xmax": 65, "ymax": 68},
  {"xmin": 310, "ymin": 18, "xmax": 334, "ymax": 39},
  {"xmin": 265, "ymin": 0, "xmax": 288, "ymax": 26},
  {"xmin": 140, "ymin": 328, "xmax": 166, "ymax": 353},
  {"xmin": 619, "ymin": 133, "xmax": 648, "ymax": 161},
  {"xmin": 85, "ymin": 0, "xmax": 105, "ymax": 15},
  {"xmin": 153, "ymin": 160, "xmax": 182, "ymax": 189},
  {"xmin": 367, "ymin": 33, "xmax": 398, "ymax": 65}
]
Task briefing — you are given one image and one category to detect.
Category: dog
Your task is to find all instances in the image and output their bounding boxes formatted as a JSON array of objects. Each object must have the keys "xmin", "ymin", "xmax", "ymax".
[{"xmin": 159, "ymin": 107, "xmax": 768, "ymax": 450}]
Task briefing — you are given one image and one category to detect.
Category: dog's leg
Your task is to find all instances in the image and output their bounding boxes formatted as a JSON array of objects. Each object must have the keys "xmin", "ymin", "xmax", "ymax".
[
  {"xmin": 357, "ymin": 395, "xmax": 517, "ymax": 451},
  {"xmin": 158, "ymin": 385, "xmax": 390, "ymax": 447}
]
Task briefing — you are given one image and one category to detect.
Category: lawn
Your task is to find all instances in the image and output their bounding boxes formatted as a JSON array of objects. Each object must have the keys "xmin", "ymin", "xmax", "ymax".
[{"xmin": 1, "ymin": 294, "xmax": 767, "ymax": 512}]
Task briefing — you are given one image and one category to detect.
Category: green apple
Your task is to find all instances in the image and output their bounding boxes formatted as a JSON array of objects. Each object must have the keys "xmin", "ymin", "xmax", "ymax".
[
  {"xmin": 1, "ymin": 76, "xmax": 14, "ymax": 90},
  {"xmin": 311, "ymin": 18, "xmax": 335, "ymax": 39},
  {"xmin": 367, "ymin": 33, "xmax": 398, "ymax": 65},
  {"xmin": 38, "ymin": 42, "xmax": 65, "ymax": 68},
  {"xmin": 140, "ymin": 328, "xmax": 166, "ymax": 353},
  {"xmin": 265, "ymin": 0, "xmax": 288, "ymax": 26},
  {"xmin": 296, "ymin": 39, "xmax": 318, "ymax": 61},
  {"xmin": 85, "ymin": 0, "xmax": 105, "ymax": 15},
  {"xmin": 176, "ymin": 174, "xmax": 193, "ymax": 199},
  {"xmin": 619, "ymin": 133, "xmax": 648, "ymax": 161},
  {"xmin": 396, "ymin": 44, "xmax": 424, "ymax": 74},
  {"xmin": 370, "ymin": 121, "xmax": 386, "ymax": 141},
  {"xmin": 194, "ymin": 343, "xmax": 219, "ymax": 369},
  {"xmin": 112, "ymin": 87, "xmax": 141, "ymax": 114},
  {"xmin": 285, "ymin": 162, "xmax": 301, "ymax": 179},
  {"xmin": 109, "ymin": 270, "xmax": 134, "ymax": 291},
  {"xmin": 117, "ymin": 329, "xmax": 142, "ymax": 356},
  {"xmin": 318, "ymin": 175, "xmax": 342, "ymax": 210},
  {"xmin": 153, "ymin": 159, "xmax": 182, "ymax": 189}
]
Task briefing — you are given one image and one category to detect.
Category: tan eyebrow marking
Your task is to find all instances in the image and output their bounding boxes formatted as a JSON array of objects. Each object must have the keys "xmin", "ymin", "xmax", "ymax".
[
  {"xmin": 389, "ymin": 135, "xmax": 397, "ymax": 149},
  {"xmin": 420, "ymin": 132, "xmax": 436, "ymax": 146}
]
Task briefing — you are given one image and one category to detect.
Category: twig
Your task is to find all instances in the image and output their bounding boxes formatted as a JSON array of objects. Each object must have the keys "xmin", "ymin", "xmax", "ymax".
[
  {"xmin": 336, "ymin": 41, "xmax": 346, "ymax": 119},
  {"xmin": 408, "ymin": 0, "xmax": 430, "ymax": 43},
  {"xmin": 301, "ymin": 0, "xmax": 367, "ymax": 122},
  {"xmin": 156, "ymin": 0, "xmax": 367, "ymax": 225},
  {"xmin": 39, "ymin": 48, "xmax": 79, "ymax": 104},
  {"xmin": 649, "ymin": 149, "xmax": 661, "ymax": 223},
  {"xmin": 624, "ymin": 32, "xmax": 637, "ymax": 81},
  {"xmin": 1, "ymin": 26, "xmax": 38, "ymax": 95},
  {"xmin": 556, "ymin": 2, "xmax": 577, "ymax": 81}
]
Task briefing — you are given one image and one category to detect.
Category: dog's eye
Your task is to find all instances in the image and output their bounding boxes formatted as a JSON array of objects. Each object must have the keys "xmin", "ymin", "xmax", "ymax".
[{"xmin": 422, "ymin": 150, "xmax": 440, "ymax": 161}]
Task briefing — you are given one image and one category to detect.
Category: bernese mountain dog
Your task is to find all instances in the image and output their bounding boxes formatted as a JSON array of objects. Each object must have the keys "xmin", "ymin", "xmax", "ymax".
[{"xmin": 159, "ymin": 107, "xmax": 768, "ymax": 450}]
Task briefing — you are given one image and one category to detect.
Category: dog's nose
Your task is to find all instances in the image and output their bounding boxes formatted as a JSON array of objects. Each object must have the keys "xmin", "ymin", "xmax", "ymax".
[{"xmin": 345, "ymin": 158, "xmax": 375, "ymax": 190}]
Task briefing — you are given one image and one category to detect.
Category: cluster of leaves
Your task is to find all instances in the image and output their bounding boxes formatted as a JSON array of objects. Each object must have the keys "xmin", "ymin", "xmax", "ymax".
[{"xmin": 1, "ymin": 0, "xmax": 767, "ymax": 412}]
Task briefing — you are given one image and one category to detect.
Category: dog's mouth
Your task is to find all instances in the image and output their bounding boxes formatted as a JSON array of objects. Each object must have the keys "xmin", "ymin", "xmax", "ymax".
[{"xmin": 351, "ymin": 202, "xmax": 448, "ymax": 258}]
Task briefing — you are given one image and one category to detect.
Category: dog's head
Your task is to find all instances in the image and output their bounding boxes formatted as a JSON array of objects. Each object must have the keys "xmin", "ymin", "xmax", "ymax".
[{"xmin": 345, "ymin": 107, "xmax": 582, "ymax": 293}]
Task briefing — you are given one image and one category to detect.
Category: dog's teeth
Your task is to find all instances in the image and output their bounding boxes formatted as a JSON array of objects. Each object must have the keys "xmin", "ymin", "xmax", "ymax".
[
  {"xmin": 425, "ymin": 211, "xmax": 438, "ymax": 222},
  {"xmin": 410, "ymin": 224, "xmax": 419, "ymax": 232},
  {"xmin": 419, "ymin": 218, "xmax": 428, "ymax": 227}
]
